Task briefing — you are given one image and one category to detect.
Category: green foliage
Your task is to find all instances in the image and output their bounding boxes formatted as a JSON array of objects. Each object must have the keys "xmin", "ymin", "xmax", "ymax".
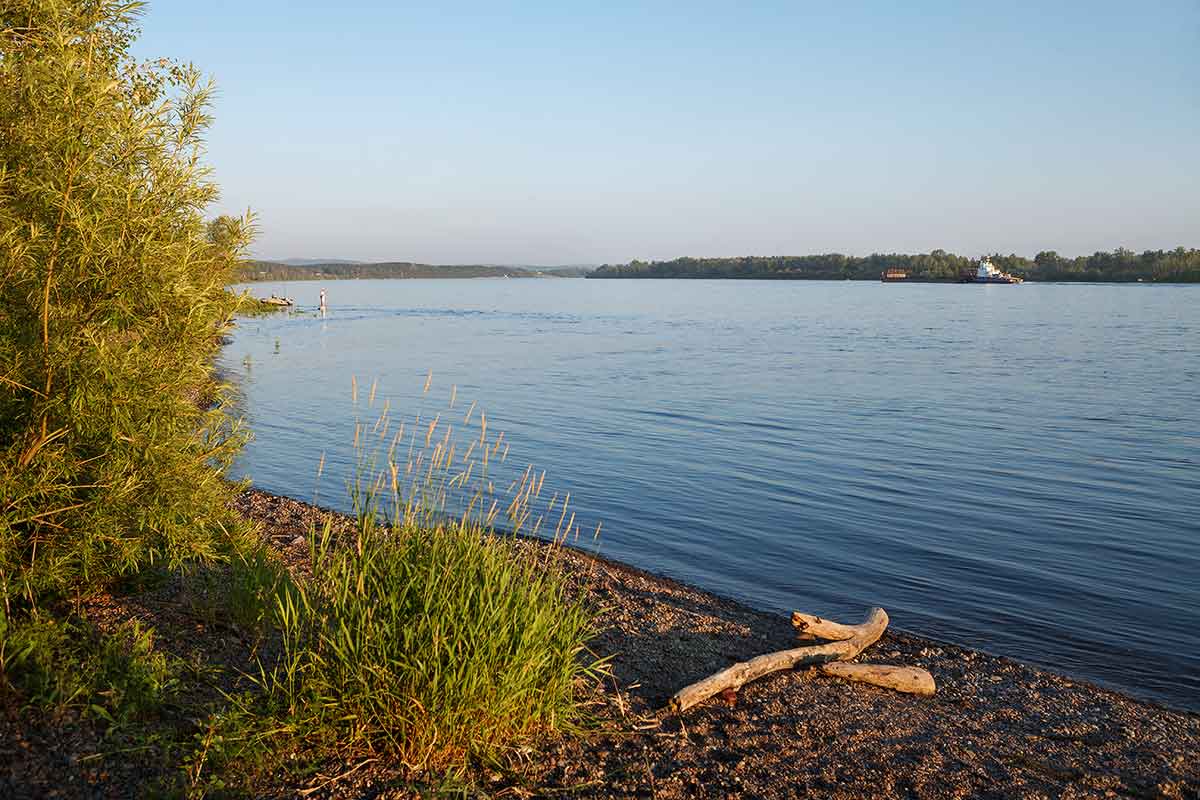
[
  {"xmin": 0, "ymin": 1, "xmax": 255, "ymax": 606},
  {"xmin": 233, "ymin": 294, "xmax": 292, "ymax": 316},
  {"xmin": 590, "ymin": 252, "xmax": 966, "ymax": 280},
  {"xmin": 589, "ymin": 247, "xmax": 1200, "ymax": 282},
  {"xmin": 2, "ymin": 5, "xmax": 599, "ymax": 793},
  {"xmin": 0, "ymin": 610, "xmax": 181, "ymax": 728},
  {"xmin": 254, "ymin": 514, "xmax": 594, "ymax": 775},
  {"xmin": 1022, "ymin": 247, "xmax": 1200, "ymax": 282},
  {"xmin": 183, "ymin": 540, "xmax": 293, "ymax": 638},
  {"xmin": 190, "ymin": 406, "xmax": 601, "ymax": 788}
]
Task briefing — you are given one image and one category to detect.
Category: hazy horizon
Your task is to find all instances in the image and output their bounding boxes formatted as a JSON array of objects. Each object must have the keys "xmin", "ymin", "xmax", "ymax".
[{"xmin": 135, "ymin": 2, "xmax": 1199, "ymax": 264}]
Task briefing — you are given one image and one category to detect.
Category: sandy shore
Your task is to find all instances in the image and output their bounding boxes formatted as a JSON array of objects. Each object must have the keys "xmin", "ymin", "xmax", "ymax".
[{"xmin": 3, "ymin": 488, "xmax": 1196, "ymax": 798}]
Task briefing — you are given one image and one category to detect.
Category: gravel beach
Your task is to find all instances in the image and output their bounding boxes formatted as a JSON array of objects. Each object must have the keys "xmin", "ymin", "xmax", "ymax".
[{"xmin": 3, "ymin": 488, "xmax": 1196, "ymax": 798}]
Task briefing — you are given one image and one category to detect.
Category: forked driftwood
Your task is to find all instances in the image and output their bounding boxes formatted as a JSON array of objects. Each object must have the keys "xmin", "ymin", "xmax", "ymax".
[
  {"xmin": 669, "ymin": 607, "xmax": 888, "ymax": 712},
  {"xmin": 819, "ymin": 662, "xmax": 936, "ymax": 695}
]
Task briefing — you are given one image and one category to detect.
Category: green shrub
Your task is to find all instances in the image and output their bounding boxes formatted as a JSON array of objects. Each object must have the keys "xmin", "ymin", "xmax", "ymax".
[{"xmin": 0, "ymin": 1, "xmax": 254, "ymax": 606}]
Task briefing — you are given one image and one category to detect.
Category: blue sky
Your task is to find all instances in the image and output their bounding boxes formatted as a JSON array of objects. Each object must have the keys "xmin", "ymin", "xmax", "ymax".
[{"xmin": 135, "ymin": 1, "xmax": 1198, "ymax": 264}]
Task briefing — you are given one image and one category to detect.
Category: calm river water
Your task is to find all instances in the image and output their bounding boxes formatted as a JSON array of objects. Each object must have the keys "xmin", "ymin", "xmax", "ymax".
[{"xmin": 223, "ymin": 279, "xmax": 1199, "ymax": 710}]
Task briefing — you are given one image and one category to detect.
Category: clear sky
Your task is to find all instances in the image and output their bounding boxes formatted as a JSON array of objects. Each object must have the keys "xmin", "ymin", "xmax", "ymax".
[{"xmin": 134, "ymin": 1, "xmax": 1198, "ymax": 264}]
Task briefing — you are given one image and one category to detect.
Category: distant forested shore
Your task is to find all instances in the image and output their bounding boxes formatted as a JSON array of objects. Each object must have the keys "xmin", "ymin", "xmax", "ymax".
[
  {"xmin": 235, "ymin": 250, "xmax": 1200, "ymax": 283},
  {"xmin": 234, "ymin": 261, "xmax": 589, "ymax": 282},
  {"xmin": 588, "ymin": 248, "xmax": 1200, "ymax": 283}
]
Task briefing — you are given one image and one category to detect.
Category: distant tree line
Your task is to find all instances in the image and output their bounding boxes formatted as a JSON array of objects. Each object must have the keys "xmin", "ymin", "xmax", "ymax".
[
  {"xmin": 234, "ymin": 261, "xmax": 547, "ymax": 282},
  {"xmin": 587, "ymin": 248, "xmax": 1200, "ymax": 283},
  {"xmin": 233, "ymin": 261, "xmax": 594, "ymax": 282}
]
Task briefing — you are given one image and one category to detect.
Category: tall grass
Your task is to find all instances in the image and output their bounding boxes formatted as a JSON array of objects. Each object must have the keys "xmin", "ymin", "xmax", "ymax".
[
  {"xmin": 265, "ymin": 509, "xmax": 597, "ymax": 771},
  {"xmin": 198, "ymin": 378, "xmax": 603, "ymax": 784}
]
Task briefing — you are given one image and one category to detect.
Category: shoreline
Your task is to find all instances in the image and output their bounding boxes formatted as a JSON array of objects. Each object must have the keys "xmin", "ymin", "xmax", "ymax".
[
  {"xmin": 239, "ymin": 488, "xmax": 1198, "ymax": 798},
  {"xmin": 242, "ymin": 484, "xmax": 1193, "ymax": 717},
  {"xmin": 520, "ymin": 520, "xmax": 1186, "ymax": 717},
  {"xmin": 516, "ymin": 529, "xmax": 1186, "ymax": 716},
  {"xmin": 232, "ymin": 275, "xmax": 1200, "ymax": 285},
  {"xmin": 5, "ymin": 486, "xmax": 1195, "ymax": 798}
]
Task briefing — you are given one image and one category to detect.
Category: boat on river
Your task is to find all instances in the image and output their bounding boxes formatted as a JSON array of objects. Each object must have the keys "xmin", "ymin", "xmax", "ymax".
[{"xmin": 962, "ymin": 258, "xmax": 1023, "ymax": 284}]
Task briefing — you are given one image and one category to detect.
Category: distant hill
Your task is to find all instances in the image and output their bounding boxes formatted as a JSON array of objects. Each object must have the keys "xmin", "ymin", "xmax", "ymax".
[
  {"xmin": 274, "ymin": 258, "xmax": 363, "ymax": 266},
  {"xmin": 233, "ymin": 260, "xmax": 574, "ymax": 282}
]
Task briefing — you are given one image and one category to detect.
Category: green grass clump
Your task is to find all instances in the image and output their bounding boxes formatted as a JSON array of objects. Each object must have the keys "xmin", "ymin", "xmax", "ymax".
[
  {"xmin": 186, "ymin": 516, "xmax": 598, "ymax": 791},
  {"xmin": 265, "ymin": 512, "xmax": 596, "ymax": 772},
  {"xmin": 181, "ymin": 541, "xmax": 293, "ymax": 640},
  {"xmin": 189, "ymin": 384, "xmax": 603, "ymax": 788},
  {"xmin": 0, "ymin": 609, "xmax": 182, "ymax": 729}
]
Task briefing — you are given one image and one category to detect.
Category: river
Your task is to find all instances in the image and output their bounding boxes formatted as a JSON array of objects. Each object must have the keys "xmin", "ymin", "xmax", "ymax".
[{"xmin": 223, "ymin": 278, "xmax": 1199, "ymax": 710}]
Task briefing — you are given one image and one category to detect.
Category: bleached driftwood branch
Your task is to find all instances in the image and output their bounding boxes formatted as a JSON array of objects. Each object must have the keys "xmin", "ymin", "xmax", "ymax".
[
  {"xmin": 819, "ymin": 662, "xmax": 936, "ymax": 695},
  {"xmin": 669, "ymin": 607, "xmax": 888, "ymax": 712},
  {"xmin": 790, "ymin": 610, "xmax": 866, "ymax": 640}
]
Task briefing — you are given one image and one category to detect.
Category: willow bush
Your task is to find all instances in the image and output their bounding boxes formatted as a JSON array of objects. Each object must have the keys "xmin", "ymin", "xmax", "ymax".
[{"xmin": 0, "ymin": 0, "xmax": 253, "ymax": 607}]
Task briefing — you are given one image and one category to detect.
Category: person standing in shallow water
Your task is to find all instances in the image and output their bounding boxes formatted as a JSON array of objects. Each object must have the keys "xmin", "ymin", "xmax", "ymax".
[{"xmin": 319, "ymin": 288, "xmax": 327, "ymax": 316}]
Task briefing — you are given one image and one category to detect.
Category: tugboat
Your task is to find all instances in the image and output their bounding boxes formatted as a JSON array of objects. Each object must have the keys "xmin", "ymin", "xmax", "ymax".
[{"xmin": 961, "ymin": 258, "xmax": 1023, "ymax": 284}]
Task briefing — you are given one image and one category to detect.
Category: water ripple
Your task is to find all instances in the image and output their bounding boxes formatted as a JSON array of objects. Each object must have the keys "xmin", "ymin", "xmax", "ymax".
[{"xmin": 225, "ymin": 279, "xmax": 1200, "ymax": 710}]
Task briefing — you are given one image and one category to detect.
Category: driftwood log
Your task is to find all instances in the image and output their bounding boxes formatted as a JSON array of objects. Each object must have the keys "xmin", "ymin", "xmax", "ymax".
[
  {"xmin": 669, "ymin": 607, "xmax": 888, "ymax": 712},
  {"xmin": 791, "ymin": 610, "xmax": 866, "ymax": 640},
  {"xmin": 819, "ymin": 662, "xmax": 937, "ymax": 695}
]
